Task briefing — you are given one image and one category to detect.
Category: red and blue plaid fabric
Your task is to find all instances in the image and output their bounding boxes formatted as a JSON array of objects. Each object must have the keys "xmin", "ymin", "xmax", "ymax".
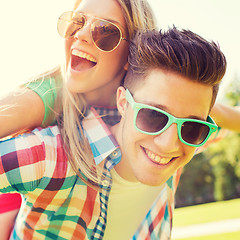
[{"xmin": 0, "ymin": 108, "xmax": 181, "ymax": 239}]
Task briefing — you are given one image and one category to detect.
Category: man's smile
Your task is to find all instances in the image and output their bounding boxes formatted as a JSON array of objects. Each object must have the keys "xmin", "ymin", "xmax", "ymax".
[{"xmin": 143, "ymin": 147, "xmax": 175, "ymax": 165}]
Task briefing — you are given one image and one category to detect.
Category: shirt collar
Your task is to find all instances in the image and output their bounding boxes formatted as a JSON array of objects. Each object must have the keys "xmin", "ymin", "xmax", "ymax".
[{"xmin": 82, "ymin": 107, "xmax": 120, "ymax": 165}]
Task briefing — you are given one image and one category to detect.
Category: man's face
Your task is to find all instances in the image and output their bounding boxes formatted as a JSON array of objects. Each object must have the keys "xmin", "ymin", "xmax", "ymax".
[{"xmin": 113, "ymin": 69, "xmax": 213, "ymax": 186}]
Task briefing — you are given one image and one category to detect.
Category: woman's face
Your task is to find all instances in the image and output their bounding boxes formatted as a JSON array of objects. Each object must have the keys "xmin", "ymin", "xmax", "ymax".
[{"xmin": 64, "ymin": 0, "xmax": 129, "ymax": 106}]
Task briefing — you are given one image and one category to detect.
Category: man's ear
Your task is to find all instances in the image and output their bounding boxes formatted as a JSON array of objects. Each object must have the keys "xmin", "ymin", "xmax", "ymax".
[{"xmin": 116, "ymin": 86, "xmax": 127, "ymax": 117}]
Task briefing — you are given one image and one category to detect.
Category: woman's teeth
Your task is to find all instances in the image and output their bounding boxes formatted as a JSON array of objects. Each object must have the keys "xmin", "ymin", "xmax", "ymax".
[
  {"xmin": 72, "ymin": 49, "xmax": 97, "ymax": 63},
  {"xmin": 71, "ymin": 49, "xmax": 97, "ymax": 71},
  {"xmin": 145, "ymin": 149, "xmax": 172, "ymax": 165}
]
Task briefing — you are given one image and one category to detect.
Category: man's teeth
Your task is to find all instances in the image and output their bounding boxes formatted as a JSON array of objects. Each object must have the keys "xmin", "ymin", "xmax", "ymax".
[
  {"xmin": 145, "ymin": 149, "xmax": 172, "ymax": 165},
  {"xmin": 72, "ymin": 49, "xmax": 97, "ymax": 63}
]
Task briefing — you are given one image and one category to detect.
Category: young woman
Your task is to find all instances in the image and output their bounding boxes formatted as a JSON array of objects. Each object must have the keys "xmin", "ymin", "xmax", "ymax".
[{"xmin": 0, "ymin": 0, "xmax": 157, "ymax": 239}]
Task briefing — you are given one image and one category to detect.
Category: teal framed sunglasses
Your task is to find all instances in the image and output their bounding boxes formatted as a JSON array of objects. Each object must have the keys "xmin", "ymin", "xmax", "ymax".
[{"xmin": 125, "ymin": 89, "xmax": 218, "ymax": 147}]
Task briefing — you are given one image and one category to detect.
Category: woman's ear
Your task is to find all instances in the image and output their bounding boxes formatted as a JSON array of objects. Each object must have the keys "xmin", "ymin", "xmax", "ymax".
[
  {"xmin": 123, "ymin": 62, "xmax": 129, "ymax": 71},
  {"xmin": 116, "ymin": 86, "xmax": 127, "ymax": 117}
]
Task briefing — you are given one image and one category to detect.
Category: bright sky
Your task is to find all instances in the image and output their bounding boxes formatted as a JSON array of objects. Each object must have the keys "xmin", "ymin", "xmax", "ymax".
[{"xmin": 0, "ymin": 0, "xmax": 239, "ymax": 99}]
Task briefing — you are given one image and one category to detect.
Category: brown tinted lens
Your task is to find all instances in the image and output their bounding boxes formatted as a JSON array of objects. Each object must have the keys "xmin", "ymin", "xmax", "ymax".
[
  {"xmin": 136, "ymin": 108, "xmax": 169, "ymax": 133},
  {"xmin": 91, "ymin": 20, "xmax": 121, "ymax": 51},
  {"xmin": 57, "ymin": 11, "xmax": 85, "ymax": 38},
  {"xmin": 181, "ymin": 122, "xmax": 210, "ymax": 145}
]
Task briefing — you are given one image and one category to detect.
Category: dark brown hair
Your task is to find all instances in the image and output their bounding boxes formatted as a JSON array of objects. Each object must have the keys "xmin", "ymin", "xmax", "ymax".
[{"xmin": 124, "ymin": 27, "xmax": 227, "ymax": 109}]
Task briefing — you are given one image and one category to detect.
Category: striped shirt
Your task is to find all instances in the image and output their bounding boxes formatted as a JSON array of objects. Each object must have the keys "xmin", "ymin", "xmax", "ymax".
[{"xmin": 0, "ymin": 108, "xmax": 181, "ymax": 239}]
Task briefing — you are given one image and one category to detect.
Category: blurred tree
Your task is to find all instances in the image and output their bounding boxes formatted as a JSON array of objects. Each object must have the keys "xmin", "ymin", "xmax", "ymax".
[
  {"xmin": 175, "ymin": 153, "xmax": 215, "ymax": 207},
  {"xmin": 206, "ymin": 132, "xmax": 240, "ymax": 201}
]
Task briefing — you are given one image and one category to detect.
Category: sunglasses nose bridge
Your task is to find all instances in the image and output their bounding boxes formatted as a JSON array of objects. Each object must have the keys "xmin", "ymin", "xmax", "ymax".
[
  {"xmin": 166, "ymin": 114, "xmax": 180, "ymax": 131},
  {"xmin": 163, "ymin": 115, "xmax": 185, "ymax": 143}
]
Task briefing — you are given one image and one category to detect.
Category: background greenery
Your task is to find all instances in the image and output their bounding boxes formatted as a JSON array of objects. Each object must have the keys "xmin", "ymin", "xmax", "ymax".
[{"xmin": 175, "ymin": 76, "xmax": 240, "ymax": 207}]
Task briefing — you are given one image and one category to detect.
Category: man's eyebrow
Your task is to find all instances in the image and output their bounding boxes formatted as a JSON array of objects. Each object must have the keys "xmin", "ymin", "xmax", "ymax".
[
  {"xmin": 141, "ymin": 101, "xmax": 206, "ymax": 121},
  {"xmin": 188, "ymin": 115, "xmax": 206, "ymax": 121},
  {"xmin": 139, "ymin": 99, "xmax": 168, "ymax": 112}
]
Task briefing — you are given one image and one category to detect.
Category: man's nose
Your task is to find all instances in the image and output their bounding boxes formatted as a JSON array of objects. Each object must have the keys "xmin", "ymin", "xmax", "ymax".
[{"xmin": 153, "ymin": 123, "xmax": 180, "ymax": 152}]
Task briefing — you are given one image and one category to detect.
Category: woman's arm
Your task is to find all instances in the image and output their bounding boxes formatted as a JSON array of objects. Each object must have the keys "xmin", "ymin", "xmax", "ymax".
[
  {"xmin": 0, "ymin": 70, "xmax": 59, "ymax": 138},
  {"xmin": 0, "ymin": 209, "xmax": 19, "ymax": 240},
  {"xmin": 0, "ymin": 87, "xmax": 45, "ymax": 138},
  {"xmin": 210, "ymin": 102, "xmax": 240, "ymax": 132},
  {"xmin": 0, "ymin": 193, "xmax": 22, "ymax": 240}
]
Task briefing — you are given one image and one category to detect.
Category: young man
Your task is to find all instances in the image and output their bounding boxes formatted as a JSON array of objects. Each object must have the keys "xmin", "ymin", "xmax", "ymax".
[
  {"xmin": 0, "ymin": 27, "xmax": 226, "ymax": 239},
  {"xmin": 112, "ymin": 28, "xmax": 226, "ymax": 187}
]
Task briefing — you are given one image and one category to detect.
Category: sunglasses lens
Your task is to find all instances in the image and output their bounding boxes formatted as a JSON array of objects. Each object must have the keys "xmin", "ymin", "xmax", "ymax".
[
  {"xmin": 57, "ymin": 12, "xmax": 85, "ymax": 38},
  {"xmin": 181, "ymin": 122, "xmax": 210, "ymax": 145},
  {"xmin": 136, "ymin": 108, "xmax": 168, "ymax": 133},
  {"xmin": 91, "ymin": 20, "xmax": 121, "ymax": 51}
]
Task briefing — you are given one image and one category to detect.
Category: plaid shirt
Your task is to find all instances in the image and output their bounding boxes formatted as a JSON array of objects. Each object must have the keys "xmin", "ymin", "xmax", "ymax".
[{"xmin": 0, "ymin": 108, "xmax": 181, "ymax": 240}]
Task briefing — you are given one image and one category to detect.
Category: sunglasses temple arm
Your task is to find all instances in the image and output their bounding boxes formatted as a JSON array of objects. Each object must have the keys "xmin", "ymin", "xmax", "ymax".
[
  {"xmin": 125, "ymin": 89, "xmax": 135, "ymax": 107},
  {"xmin": 213, "ymin": 126, "xmax": 222, "ymax": 140}
]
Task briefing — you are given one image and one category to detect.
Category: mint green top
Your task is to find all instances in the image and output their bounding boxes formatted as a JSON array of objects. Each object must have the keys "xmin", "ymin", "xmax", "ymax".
[{"xmin": 27, "ymin": 75, "xmax": 59, "ymax": 126}]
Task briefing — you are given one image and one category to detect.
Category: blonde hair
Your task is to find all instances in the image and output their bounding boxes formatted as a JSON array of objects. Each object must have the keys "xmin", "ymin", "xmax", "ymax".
[{"xmin": 57, "ymin": 0, "xmax": 158, "ymax": 187}]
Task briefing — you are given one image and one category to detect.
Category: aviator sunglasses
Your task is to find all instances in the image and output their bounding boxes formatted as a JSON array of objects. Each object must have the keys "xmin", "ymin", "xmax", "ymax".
[
  {"xmin": 125, "ymin": 89, "xmax": 218, "ymax": 147},
  {"xmin": 57, "ymin": 11, "xmax": 128, "ymax": 52}
]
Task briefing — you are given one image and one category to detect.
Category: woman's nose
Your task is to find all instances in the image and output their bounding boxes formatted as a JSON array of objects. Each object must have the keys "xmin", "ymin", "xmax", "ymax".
[{"xmin": 74, "ymin": 20, "xmax": 92, "ymax": 44}]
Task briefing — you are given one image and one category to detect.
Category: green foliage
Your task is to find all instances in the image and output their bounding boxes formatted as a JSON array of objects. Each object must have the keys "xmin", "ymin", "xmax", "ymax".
[
  {"xmin": 206, "ymin": 132, "xmax": 240, "ymax": 201},
  {"xmin": 175, "ymin": 153, "xmax": 215, "ymax": 207}
]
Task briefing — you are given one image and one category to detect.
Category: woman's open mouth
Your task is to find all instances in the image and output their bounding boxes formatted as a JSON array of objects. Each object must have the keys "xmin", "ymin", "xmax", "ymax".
[{"xmin": 71, "ymin": 49, "xmax": 97, "ymax": 71}]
